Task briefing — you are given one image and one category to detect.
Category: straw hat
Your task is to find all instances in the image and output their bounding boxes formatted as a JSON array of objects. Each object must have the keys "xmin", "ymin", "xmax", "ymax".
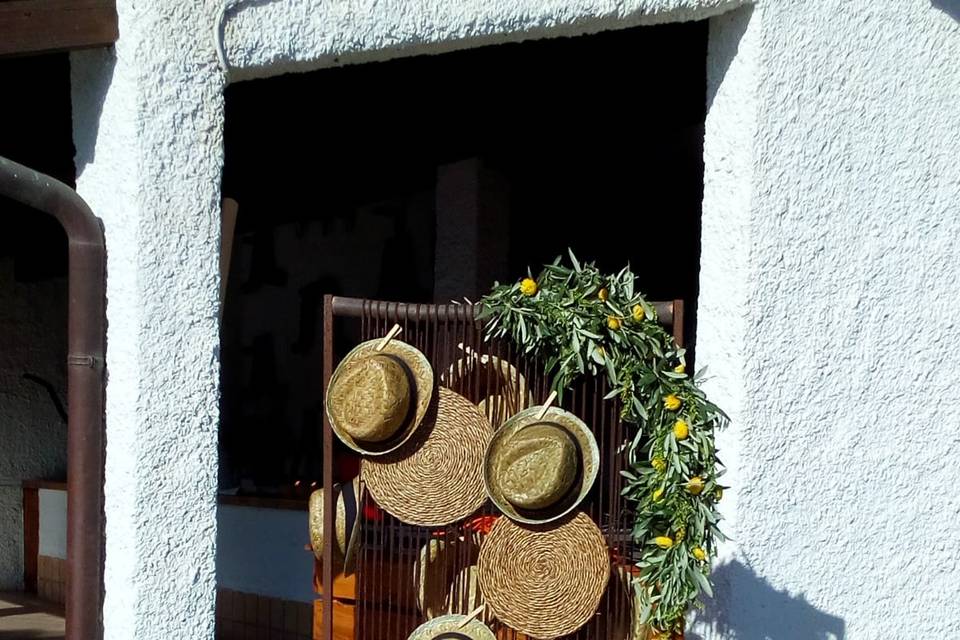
[
  {"xmin": 477, "ymin": 513, "xmax": 610, "ymax": 639},
  {"xmin": 362, "ymin": 387, "xmax": 493, "ymax": 526},
  {"xmin": 442, "ymin": 345, "xmax": 533, "ymax": 424},
  {"xmin": 416, "ymin": 535, "xmax": 487, "ymax": 621},
  {"xmin": 407, "ymin": 614, "xmax": 496, "ymax": 640},
  {"xmin": 308, "ymin": 476, "xmax": 363, "ymax": 574},
  {"xmin": 326, "ymin": 337, "xmax": 434, "ymax": 455},
  {"xmin": 484, "ymin": 405, "xmax": 599, "ymax": 524}
]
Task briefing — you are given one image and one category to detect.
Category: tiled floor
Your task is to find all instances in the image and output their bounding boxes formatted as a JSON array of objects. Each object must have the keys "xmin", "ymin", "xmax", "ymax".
[{"xmin": 0, "ymin": 591, "xmax": 65, "ymax": 639}]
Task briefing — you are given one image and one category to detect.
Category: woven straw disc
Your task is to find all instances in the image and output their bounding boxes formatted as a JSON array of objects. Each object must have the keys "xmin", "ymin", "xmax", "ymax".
[
  {"xmin": 363, "ymin": 387, "xmax": 493, "ymax": 526},
  {"xmin": 477, "ymin": 513, "xmax": 610, "ymax": 639}
]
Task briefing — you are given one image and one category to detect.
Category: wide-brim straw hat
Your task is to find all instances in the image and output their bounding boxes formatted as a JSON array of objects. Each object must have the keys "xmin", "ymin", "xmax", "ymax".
[
  {"xmin": 407, "ymin": 614, "xmax": 496, "ymax": 640},
  {"xmin": 441, "ymin": 344, "xmax": 533, "ymax": 424},
  {"xmin": 484, "ymin": 405, "xmax": 599, "ymax": 524},
  {"xmin": 477, "ymin": 513, "xmax": 610, "ymax": 639},
  {"xmin": 308, "ymin": 476, "xmax": 363, "ymax": 575},
  {"xmin": 416, "ymin": 534, "xmax": 488, "ymax": 621},
  {"xmin": 326, "ymin": 337, "xmax": 434, "ymax": 456},
  {"xmin": 362, "ymin": 387, "xmax": 493, "ymax": 526}
]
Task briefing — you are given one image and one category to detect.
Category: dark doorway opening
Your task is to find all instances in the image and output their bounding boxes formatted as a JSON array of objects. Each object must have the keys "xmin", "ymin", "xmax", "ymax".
[
  {"xmin": 217, "ymin": 20, "xmax": 707, "ymax": 636},
  {"xmin": 0, "ymin": 51, "xmax": 75, "ymax": 639},
  {"xmin": 220, "ymin": 19, "xmax": 706, "ymax": 494}
]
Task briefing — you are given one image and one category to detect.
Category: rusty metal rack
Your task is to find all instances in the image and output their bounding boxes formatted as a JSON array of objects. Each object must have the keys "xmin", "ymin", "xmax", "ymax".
[{"xmin": 321, "ymin": 295, "xmax": 684, "ymax": 640}]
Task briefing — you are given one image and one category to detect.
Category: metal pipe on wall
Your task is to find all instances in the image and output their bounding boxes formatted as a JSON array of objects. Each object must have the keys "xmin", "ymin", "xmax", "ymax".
[{"xmin": 0, "ymin": 155, "xmax": 106, "ymax": 640}]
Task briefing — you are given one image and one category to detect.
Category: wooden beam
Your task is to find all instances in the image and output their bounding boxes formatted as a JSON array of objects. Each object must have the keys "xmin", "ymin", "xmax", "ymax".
[{"xmin": 0, "ymin": 0, "xmax": 118, "ymax": 58}]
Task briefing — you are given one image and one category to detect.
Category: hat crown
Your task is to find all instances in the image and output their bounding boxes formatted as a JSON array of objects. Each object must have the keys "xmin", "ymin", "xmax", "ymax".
[
  {"xmin": 331, "ymin": 355, "xmax": 412, "ymax": 442},
  {"xmin": 499, "ymin": 423, "xmax": 578, "ymax": 510}
]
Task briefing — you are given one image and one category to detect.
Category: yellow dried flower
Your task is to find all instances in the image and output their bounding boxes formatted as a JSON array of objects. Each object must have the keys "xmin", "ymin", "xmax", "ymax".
[
  {"xmin": 654, "ymin": 536, "xmax": 674, "ymax": 549},
  {"xmin": 598, "ymin": 287, "xmax": 609, "ymax": 301},
  {"xmin": 520, "ymin": 278, "xmax": 538, "ymax": 296},
  {"xmin": 692, "ymin": 547, "xmax": 707, "ymax": 562},
  {"xmin": 652, "ymin": 487, "xmax": 664, "ymax": 502},
  {"xmin": 663, "ymin": 394, "xmax": 682, "ymax": 411},
  {"xmin": 632, "ymin": 304, "xmax": 645, "ymax": 322},
  {"xmin": 673, "ymin": 363, "xmax": 686, "ymax": 374},
  {"xmin": 686, "ymin": 476, "xmax": 705, "ymax": 496},
  {"xmin": 652, "ymin": 456, "xmax": 666, "ymax": 473},
  {"xmin": 607, "ymin": 316, "xmax": 621, "ymax": 330},
  {"xmin": 673, "ymin": 419, "xmax": 689, "ymax": 440}
]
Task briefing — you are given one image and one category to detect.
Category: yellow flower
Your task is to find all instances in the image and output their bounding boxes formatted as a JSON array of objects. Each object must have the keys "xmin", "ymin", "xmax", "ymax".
[
  {"xmin": 631, "ymin": 304, "xmax": 645, "ymax": 322},
  {"xmin": 652, "ymin": 487, "xmax": 664, "ymax": 502},
  {"xmin": 673, "ymin": 419, "xmax": 689, "ymax": 440},
  {"xmin": 607, "ymin": 316, "xmax": 621, "ymax": 330},
  {"xmin": 663, "ymin": 394, "xmax": 682, "ymax": 411},
  {"xmin": 674, "ymin": 526, "xmax": 686, "ymax": 543},
  {"xmin": 598, "ymin": 287, "xmax": 609, "ymax": 301},
  {"xmin": 651, "ymin": 456, "xmax": 666, "ymax": 473},
  {"xmin": 687, "ymin": 476, "xmax": 705, "ymax": 495},
  {"xmin": 654, "ymin": 536, "xmax": 673, "ymax": 549},
  {"xmin": 673, "ymin": 363, "xmax": 685, "ymax": 374},
  {"xmin": 520, "ymin": 278, "xmax": 538, "ymax": 296},
  {"xmin": 715, "ymin": 487, "xmax": 724, "ymax": 502},
  {"xmin": 692, "ymin": 547, "xmax": 707, "ymax": 562}
]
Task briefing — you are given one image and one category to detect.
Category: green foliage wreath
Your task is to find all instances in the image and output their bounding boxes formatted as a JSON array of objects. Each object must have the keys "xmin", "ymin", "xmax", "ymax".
[{"xmin": 478, "ymin": 251, "xmax": 728, "ymax": 636}]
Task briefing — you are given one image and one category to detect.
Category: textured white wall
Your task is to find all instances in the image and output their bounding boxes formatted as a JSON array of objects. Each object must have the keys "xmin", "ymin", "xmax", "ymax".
[
  {"xmin": 0, "ymin": 260, "xmax": 67, "ymax": 589},
  {"xmin": 222, "ymin": 0, "xmax": 744, "ymax": 80},
  {"xmin": 71, "ymin": 2, "xmax": 225, "ymax": 638},
  {"xmin": 696, "ymin": 3, "xmax": 960, "ymax": 639},
  {"xmin": 70, "ymin": 0, "xmax": 960, "ymax": 638}
]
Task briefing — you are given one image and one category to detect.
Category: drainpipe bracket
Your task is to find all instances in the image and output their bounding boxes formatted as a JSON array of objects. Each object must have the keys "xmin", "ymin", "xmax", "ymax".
[{"xmin": 67, "ymin": 353, "xmax": 104, "ymax": 370}]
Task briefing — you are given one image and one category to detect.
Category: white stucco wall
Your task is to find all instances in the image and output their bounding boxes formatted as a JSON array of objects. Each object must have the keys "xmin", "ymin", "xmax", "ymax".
[
  {"xmin": 695, "ymin": 3, "xmax": 960, "ymax": 639},
  {"xmin": 70, "ymin": 0, "xmax": 960, "ymax": 638},
  {"xmin": 71, "ymin": 3, "xmax": 225, "ymax": 638},
  {"xmin": 0, "ymin": 260, "xmax": 67, "ymax": 589}
]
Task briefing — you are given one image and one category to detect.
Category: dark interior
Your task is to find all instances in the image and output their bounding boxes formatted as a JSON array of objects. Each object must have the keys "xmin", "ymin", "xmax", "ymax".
[
  {"xmin": 0, "ymin": 53, "xmax": 73, "ymax": 281},
  {"xmin": 219, "ymin": 20, "xmax": 708, "ymax": 494}
]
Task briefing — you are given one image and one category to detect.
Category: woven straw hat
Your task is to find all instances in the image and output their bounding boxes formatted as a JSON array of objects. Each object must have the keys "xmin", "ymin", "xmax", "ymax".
[
  {"xmin": 442, "ymin": 345, "xmax": 533, "ymax": 424},
  {"xmin": 416, "ymin": 535, "xmax": 488, "ymax": 621},
  {"xmin": 326, "ymin": 338, "xmax": 434, "ymax": 455},
  {"xmin": 308, "ymin": 476, "xmax": 363, "ymax": 575},
  {"xmin": 477, "ymin": 513, "xmax": 610, "ymax": 639},
  {"xmin": 484, "ymin": 405, "xmax": 599, "ymax": 524},
  {"xmin": 362, "ymin": 387, "xmax": 493, "ymax": 526},
  {"xmin": 407, "ymin": 614, "xmax": 496, "ymax": 640}
]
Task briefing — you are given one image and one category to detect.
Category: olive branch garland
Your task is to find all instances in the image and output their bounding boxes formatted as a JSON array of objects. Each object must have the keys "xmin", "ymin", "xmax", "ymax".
[{"xmin": 477, "ymin": 251, "xmax": 728, "ymax": 636}]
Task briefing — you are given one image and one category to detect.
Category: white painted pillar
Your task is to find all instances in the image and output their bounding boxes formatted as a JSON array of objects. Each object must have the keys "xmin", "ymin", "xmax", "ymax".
[{"xmin": 71, "ymin": 2, "xmax": 224, "ymax": 637}]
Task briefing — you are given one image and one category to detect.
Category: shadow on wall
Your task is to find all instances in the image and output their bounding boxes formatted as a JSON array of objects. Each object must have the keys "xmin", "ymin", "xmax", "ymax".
[
  {"xmin": 931, "ymin": 0, "xmax": 960, "ymax": 20},
  {"xmin": 688, "ymin": 560, "xmax": 845, "ymax": 640},
  {"xmin": 71, "ymin": 47, "xmax": 117, "ymax": 174}
]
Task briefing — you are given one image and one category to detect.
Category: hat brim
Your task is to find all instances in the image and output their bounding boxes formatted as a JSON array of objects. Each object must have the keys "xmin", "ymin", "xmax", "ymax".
[
  {"xmin": 407, "ymin": 614, "xmax": 496, "ymax": 640},
  {"xmin": 484, "ymin": 405, "xmax": 599, "ymax": 525},
  {"xmin": 308, "ymin": 476, "xmax": 364, "ymax": 575},
  {"xmin": 326, "ymin": 339, "xmax": 434, "ymax": 456}
]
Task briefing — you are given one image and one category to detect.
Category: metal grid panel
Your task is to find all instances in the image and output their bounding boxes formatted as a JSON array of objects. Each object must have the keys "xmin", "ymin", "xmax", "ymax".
[{"xmin": 322, "ymin": 296, "xmax": 681, "ymax": 640}]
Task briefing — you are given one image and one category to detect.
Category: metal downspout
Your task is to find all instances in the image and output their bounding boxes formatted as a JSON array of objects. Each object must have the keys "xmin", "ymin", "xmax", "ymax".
[{"xmin": 0, "ymin": 155, "xmax": 105, "ymax": 640}]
